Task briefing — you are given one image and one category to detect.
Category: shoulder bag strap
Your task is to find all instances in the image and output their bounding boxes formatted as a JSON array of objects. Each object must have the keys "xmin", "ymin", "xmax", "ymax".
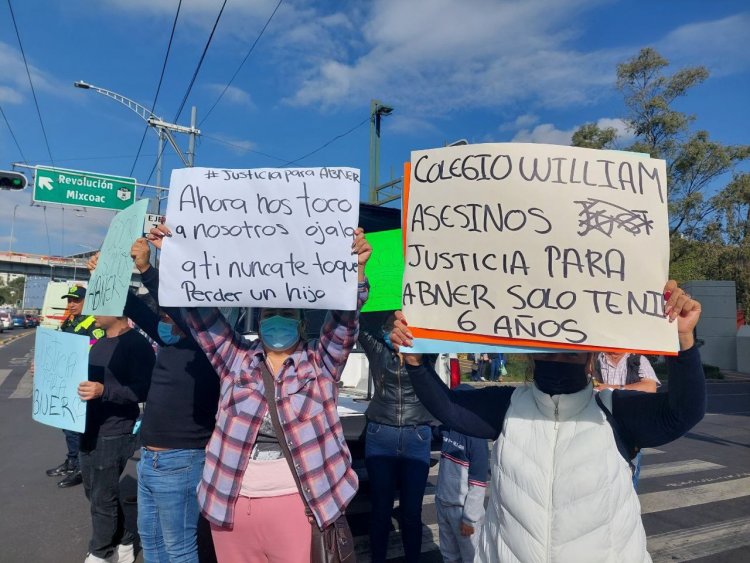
[
  {"xmin": 595, "ymin": 391, "xmax": 636, "ymax": 473},
  {"xmin": 259, "ymin": 361, "xmax": 317, "ymax": 523}
]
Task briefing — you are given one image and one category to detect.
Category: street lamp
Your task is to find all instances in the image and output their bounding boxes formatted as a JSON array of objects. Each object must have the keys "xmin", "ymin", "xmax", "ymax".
[
  {"xmin": 8, "ymin": 204, "xmax": 20, "ymax": 253},
  {"xmin": 73, "ymin": 80, "xmax": 200, "ymax": 210},
  {"xmin": 368, "ymin": 99, "xmax": 394, "ymax": 204}
]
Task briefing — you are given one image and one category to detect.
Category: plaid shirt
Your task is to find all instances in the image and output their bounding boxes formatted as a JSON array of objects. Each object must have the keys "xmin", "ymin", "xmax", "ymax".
[{"xmin": 182, "ymin": 282, "xmax": 368, "ymax": 529}]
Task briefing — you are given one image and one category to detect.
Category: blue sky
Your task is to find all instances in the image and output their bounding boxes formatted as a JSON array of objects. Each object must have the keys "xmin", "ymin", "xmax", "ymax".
[{"xmin": 1, "ymin": 0, "xmax": 748, "ymax": 256}]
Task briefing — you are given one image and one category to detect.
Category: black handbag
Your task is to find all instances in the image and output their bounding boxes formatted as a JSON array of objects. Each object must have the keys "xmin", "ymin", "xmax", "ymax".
[{"xmin": 260, "ymin": 362, "xmax": 356, "ymax": 563}]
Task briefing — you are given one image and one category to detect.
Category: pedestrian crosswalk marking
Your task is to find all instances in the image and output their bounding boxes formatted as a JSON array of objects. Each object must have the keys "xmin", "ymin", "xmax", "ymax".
[
  {"xmin": 648, "ymin": 515, "xmax": 750, "ymax": 562},
  {"xmin": 640, "ymin": 476, "xmax": 750, "ymax": 514},
  {"xmin": 641, "ymin": 448, "xmax": 664, "ymax": 455},
  {"xmin": 0, "ymin": 368, "xmax": 12, "ymax": 387},
  {"xmin": 8, "ymin": 370, "xmax": 32, "ymax": 399},
  {"xmin": 639, "ymin": 459, "xmax": 724, "ymax": 479}
]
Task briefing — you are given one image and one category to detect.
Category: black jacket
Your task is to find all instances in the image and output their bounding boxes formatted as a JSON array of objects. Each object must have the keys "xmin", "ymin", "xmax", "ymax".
[{"xmin": 359, "ymin": 331, "xmax": 434, "ymax": 427}]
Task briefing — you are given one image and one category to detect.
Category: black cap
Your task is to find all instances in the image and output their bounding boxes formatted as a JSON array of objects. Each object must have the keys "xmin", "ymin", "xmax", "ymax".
[{"xmin": 62, "ymin": 286, "xmax": 86, "ymax": 300}]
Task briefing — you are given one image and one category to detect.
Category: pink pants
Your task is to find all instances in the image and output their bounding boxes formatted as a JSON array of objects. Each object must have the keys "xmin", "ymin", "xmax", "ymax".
[{"xmin": 211, "ymin": 494, "xmax": 312, "ymax": 562}]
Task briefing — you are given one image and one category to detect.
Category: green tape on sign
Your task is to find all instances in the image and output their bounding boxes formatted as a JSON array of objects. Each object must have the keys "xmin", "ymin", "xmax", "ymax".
[{"xmin": 362, "ymin": 229, "xmax": 404, "ymax": 313}]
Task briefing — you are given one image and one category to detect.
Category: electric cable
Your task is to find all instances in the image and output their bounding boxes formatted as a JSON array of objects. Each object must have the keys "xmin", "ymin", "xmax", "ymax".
[
  {"xmin": 7, "ymin": 0, "xmax": 55, "ymax": 167},
  {"xmin": 199, "ymin": 0, "xmax": 283, "ymax": 126}
]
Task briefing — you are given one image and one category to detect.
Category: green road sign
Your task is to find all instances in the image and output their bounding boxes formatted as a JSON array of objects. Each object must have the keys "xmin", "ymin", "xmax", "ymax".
[{"xmin": 33, "ymin": 166, "xmax": 137, "ymax": 211}]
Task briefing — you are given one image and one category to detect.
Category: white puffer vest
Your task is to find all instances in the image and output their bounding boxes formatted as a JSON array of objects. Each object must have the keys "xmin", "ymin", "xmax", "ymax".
[{"xmin": 477, "ymin": 384, "xmax": 650, "ymax": 563}]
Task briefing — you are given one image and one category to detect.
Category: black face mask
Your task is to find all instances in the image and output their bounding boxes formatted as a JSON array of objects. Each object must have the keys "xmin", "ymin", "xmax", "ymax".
[{"xmin": 533, "ymin": 360, "xmax": 589, "ymax": 395}]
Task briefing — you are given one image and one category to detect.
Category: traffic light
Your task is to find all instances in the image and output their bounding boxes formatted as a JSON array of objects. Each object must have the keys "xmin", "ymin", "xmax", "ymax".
[{"xmin": 0, "ymin": 170, "xmax": 27, "ymax": 190}]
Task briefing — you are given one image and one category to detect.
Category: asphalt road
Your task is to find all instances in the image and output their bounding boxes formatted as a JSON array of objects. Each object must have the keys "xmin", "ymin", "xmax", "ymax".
[{"xmin": 1, "ymin": 332, "xmax": 748, "ymax": 562}]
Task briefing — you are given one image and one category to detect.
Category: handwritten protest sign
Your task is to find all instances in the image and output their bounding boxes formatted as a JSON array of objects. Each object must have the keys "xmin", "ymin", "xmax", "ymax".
[
  {"xmin": 159, "ymin": 167, "xmax": 360, "ymax": 309},
  {"xmin": 82, "ymin": 198, "xmax": 149, "ymax": 316},
  {"xmin": 361, "ymin": 229, "xmax": 404, "ymax": 313},
  {"xmin": 32, "ymin": 328, "xmax": 89, "ymax": 432},
  {"xmin": 402, "ymin": 143, "xmax": 677, "ymax": 354}
]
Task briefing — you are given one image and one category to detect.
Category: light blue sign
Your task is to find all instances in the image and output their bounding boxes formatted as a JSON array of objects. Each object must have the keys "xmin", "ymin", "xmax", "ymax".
[
  {"xmin": 83, "ymin": 199, "xmax": 149, "ymax": 316},
  {"xmin": 32, "ymin": 327, "xmax": 90, "ymax": 432},
  {"xmin": 401, "ymin": 338, "xmax": 557, "ymax": 354}
]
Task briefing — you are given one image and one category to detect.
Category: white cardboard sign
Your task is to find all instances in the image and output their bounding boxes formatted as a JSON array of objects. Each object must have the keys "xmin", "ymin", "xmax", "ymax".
[
  {"xmin": 403, "ymin": 143, "xmax": 677, "ymax": 353},
  {"xmin": 159, "ymin": 167, "xmax": 361, "ymax": 310}
]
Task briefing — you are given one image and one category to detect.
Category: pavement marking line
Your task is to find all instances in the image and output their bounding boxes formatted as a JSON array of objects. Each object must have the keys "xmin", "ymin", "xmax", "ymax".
[
  {"xmin": 0, "ymin": 368, "xmax": 12, "ymax": 387},
  {"xmin": 354, "ymin": 523, "xmax": 440, "ymax": 562},
  {"xmin": 641, "ymin": 448, "xmax": 664, "ymax": 455},
  {"xmin": 640, "ymin": 476, "xmax": 750, "ymax": 514},
  {"xmin": 639, "ymin": 459, "xmax": 725, "ymax": 479},
  {"xmin": 8, "ymin": 370, "xmax": 33, "ymax": 399},
  {"xmin": 648, "ymin": 515, "xmax": 750, "ymax": 562}
]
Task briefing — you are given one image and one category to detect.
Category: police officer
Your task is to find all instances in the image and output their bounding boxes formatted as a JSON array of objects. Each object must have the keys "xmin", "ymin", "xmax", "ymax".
[{"xmin": 45, "ymin": 285, "xmax": 105, "ymax": 488}]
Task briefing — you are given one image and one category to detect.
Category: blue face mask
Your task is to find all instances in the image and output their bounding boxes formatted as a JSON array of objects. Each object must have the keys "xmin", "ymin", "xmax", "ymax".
[
  {"xmin": 158, "ymin": 321, "xmax": 181, "ymax": 346},
  {"xmin": 260, "ymin": 315, "xmax": 301, "ymax": 352}
]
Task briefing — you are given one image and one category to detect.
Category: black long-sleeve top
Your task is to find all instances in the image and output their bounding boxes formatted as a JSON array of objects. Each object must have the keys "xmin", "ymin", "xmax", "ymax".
[
  {"xmin": 83, "ymin": 329, "xmax": 155, "ymax": 447},
  {"xmin": 131, "ymin": 268, "xmax": 220, "ymax": 449},
  {"xmin": 359, "ymin": 330, "xmax": 435, "ymax": 426},
  {"xmin": 406, "ymin": 346, "xmax": 706, "ymax": 452}
]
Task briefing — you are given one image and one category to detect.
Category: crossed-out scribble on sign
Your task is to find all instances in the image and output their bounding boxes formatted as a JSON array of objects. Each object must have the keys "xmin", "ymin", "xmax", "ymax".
[{"xmin": 574, "ymin": 198, "xmax": 654, "ymax": 238}]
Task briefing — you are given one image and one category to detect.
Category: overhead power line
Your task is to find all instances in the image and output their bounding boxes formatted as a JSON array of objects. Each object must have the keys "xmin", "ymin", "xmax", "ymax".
[
  {"xmin": 0, "ymin": 104, "xmax": 28, "ymax": 163},
  {"xmin": 173, "ymin": 0, "xmax": 227, "ymax": 123},
  {"xmin": 283, "ymin": 117, "xmax": 371, "ymax": 167},
  {"xmin": 145, "ymin": 0, "xmax": 228, "ymax": 185},
  {"xmin": 200, "ymin": 0, "xmax": 284, "ymax": 126},
  {"xmin": 7, "ymin": 0, "xmax": 55, "ymax": 167},
  {"xmin": 130, "ymin": 0, "xmax": 183, "ymax": 176},
  {"xmin": 202, "ymin": 134, "xmax": 290, "ymax": 164}
]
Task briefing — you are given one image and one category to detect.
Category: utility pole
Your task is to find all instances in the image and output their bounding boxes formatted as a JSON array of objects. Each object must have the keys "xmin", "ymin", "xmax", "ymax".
[
  {"xmin": 368, "ymin": 99, "xmax": 393, "ymax": 204},
  {"xmin": 73, "ymin": 82, "xmax": 200, "ymax": 213}
]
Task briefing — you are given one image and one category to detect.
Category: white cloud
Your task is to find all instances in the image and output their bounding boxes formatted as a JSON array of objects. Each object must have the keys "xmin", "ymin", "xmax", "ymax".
[
  {"xmin": 205, "ymin": 84, "xmax": 255, "ymax": 108},
  {"xmin": 285, "ymin": 0, "xmax": 620, "ymax": 112},
  {"xmin": 207, "ymin": 134, "xmax": 257, "ymax": 155},
  {"xmin": 512, "ymin": 117, "xmax": 633, "ymax": 146},
  {"xmin": 0, "ymin": 42, "xmax": 62, "ymax": 104},
  {"xmin": 658, "ymin": 13, "xmax": 750, "ymax": 76},
  {"xmin": 384, "ymin": 115, "xmax": 440, "ymax": 136},
  {"xmin": 0, "ymin": 189, "xmax": 114, "ymax": 256},
  {"xmin": 500, "ymin": 114, "xmax": 540, "ymax": 132}
]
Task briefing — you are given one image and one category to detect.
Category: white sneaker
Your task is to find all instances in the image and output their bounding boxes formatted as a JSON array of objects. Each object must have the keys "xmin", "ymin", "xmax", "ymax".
[
  {"xmin": 112, "ymin": 544, "xmax": 135, "ymax": 563},
  {"xmin": 84, "ymin": 554, "xmax": 113, "ymax": 563}
]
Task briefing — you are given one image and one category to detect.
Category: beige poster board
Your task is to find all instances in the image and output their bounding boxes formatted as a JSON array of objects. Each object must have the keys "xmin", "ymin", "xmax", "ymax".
[{"xmin": 402, "ymin": 142, "xmax": 678, "ymax": 354}]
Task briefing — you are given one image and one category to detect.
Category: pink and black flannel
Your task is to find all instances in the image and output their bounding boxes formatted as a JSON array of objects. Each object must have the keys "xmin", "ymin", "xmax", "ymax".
[{"xmin": 181, "ymin": 281, "xmax": 368, "ymax": 529}]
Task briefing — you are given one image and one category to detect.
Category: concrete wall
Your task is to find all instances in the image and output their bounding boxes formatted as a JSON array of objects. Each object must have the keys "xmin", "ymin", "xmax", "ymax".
[
  {"xmin": 682, "ymin": 281, "xmax": 737, "ymax": 370},
  {"xmin": 737, "ymin": 325, "xmax": 750, "ymax": 374}
]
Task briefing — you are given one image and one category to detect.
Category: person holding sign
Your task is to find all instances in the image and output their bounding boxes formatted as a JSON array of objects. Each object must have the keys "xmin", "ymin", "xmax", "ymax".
[
  {"xmin": 146, "ymin": 223, "xmax": 371, "ymax": 562},
  {"xmin": 78, "ymin": 314, "xmax": 155, "ymax": 563},
  {"xmin": 88, "ymin": 246, "xmax": 221, "ymax": 563},
  {"xmin": 45, "ymin": 285, "xmax": 105, "ymax": 490},
  {"xmin": 358, "ymin": 315, "xmax": 437, "ymax": 563},
  {"xmin": 389, "ymin": 282, "xmax": 706, "ymax": 563}
]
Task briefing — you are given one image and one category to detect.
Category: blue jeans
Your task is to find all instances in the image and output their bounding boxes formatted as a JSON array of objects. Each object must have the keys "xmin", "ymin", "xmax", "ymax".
[
  {"xmin": 137, "ymin": 448, "xmax": 206, "ymax": 563},
  {"xmin": 63, "ymin": 429, "xmax": 82, "ymax": 469},
  {"xmin": 632, "ymin": 451, "xmax": 643, "ymax": 490},
  {"xmin": 80, "ymin": 433, "xmax": 138, "ymax": 559},
  {"xmin": 365, "ymin": 422, "xmax": 431, "ymax": 563}
]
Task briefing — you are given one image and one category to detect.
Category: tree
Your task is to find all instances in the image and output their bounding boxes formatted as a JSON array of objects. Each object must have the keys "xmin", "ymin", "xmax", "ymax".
[
  {"xmin": 0, "ymin": 275, "xmax": 26, "ymax": 307},
  {"xmin": 702, "ymin": 173, "xmax": 750, "ymax": 318},
  {"xmin": 573, "ymin": 48, "xmax": 750, "ymax": 238},
  {"xmin": 572, "ymin": 48, "xmax": 750, "ymax": 316}
]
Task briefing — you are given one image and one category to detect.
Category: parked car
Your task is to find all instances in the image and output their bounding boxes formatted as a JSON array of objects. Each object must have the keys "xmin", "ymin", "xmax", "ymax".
[
  {"xmin": 11, "ymin": 315, "xmax": 27, "ymax": 328},
  {"xmin": 0, "ymin": 312, "xmax": 11, "ymax": 331}
]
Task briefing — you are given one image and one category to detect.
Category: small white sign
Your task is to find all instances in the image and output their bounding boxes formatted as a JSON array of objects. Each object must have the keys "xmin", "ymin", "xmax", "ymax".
[{"xmin": 143, "ymin": 213, "xmax": 164, "ymax": 235}]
